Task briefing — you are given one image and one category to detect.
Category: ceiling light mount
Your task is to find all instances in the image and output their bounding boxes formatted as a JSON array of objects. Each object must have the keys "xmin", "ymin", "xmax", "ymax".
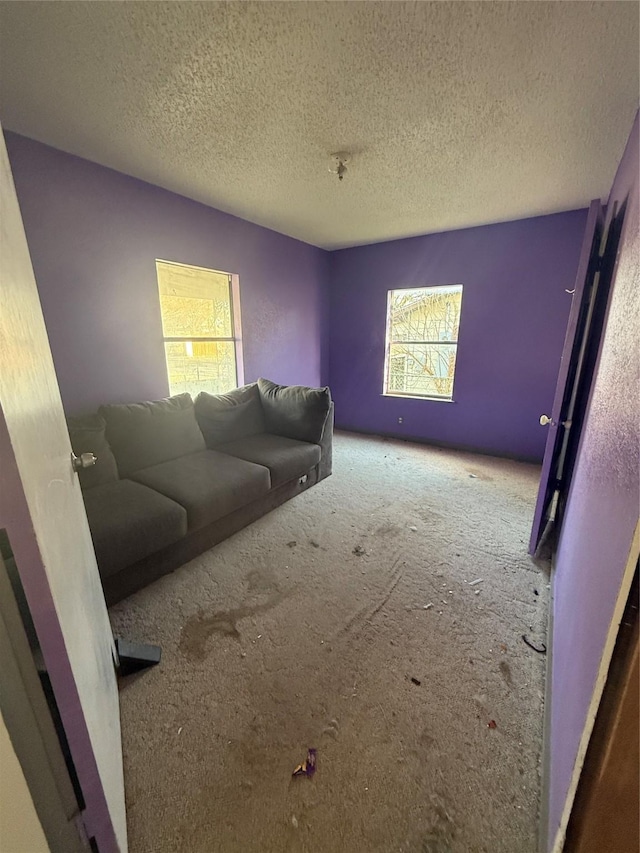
[{"xmin": 328, "ymin": 152, "xmax": 351, "ymax": 182}]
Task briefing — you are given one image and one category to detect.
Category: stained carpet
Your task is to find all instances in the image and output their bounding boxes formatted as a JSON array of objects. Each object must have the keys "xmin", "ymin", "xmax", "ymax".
[{"xmin": 109, "ymin": 431, "xmax": 549, "ymax": 853}]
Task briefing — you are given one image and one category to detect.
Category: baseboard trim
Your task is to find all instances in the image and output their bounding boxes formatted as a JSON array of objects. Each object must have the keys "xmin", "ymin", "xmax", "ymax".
[{"xmin": 334, "ymin": 425, "xmax": 542, "ymax": 465}]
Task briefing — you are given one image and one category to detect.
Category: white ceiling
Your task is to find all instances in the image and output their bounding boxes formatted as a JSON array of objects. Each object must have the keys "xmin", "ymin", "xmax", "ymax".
[{"xmin": 0, "ymin": 2, "xmax": 638, "ymax": 249}]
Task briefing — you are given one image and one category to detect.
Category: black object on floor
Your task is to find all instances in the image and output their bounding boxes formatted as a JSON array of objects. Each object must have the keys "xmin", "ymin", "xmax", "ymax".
[
  {"xmin": 521, "ymin": 634, "xmax": 547, "ymax": 654},
  {"xmin": 115, "ymin": 637, "xmax": 162, "ymax": 676}
]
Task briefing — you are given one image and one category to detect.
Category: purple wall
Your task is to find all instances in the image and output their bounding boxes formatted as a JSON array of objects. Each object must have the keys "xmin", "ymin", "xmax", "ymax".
[
  {"xmin": 547, "ymin": 113, "xmax": 639, "ymax": 850},
  {"xmin": 4, "ymin": 132, "xmax": 328, "ymax": 415},
  {"xmin": 6, "ymin": 130, "xmax": 590, "ymax": 463},
  {"xmin": 327, "ymin": 211, "xmax": 588, "ymax": 461}
]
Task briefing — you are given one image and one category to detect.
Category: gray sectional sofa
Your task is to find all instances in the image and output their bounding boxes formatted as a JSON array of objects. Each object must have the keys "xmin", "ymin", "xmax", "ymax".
[{"xmin": 68, "ymin": 379, "xmax": 333, "ymax": 605}]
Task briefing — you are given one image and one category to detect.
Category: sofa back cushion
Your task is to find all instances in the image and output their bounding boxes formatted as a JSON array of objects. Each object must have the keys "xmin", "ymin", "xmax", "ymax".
[
  {"xmin": 257, "ymin": 378, "xmax": 332, "ymax": 444},
  {"xmin": 195, "ymin": 383, "xmax": 265, "ymax": 448},
  {"xmin": 67, "ymin": 414, "xmax": 120, "ymax": 490},
  {"xmin": 99, "ymin": 393, "xmax": 205, "ymax": 477}
]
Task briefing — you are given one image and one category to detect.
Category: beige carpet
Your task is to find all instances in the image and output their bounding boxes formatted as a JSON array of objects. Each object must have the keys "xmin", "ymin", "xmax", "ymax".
[{"xmin": 110, "ymin": 431, "xmax": 549, "ymax": 853}]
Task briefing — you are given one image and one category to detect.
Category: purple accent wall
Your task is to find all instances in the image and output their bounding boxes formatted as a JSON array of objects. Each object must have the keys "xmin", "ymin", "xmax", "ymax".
[
  {"xmin": 327, "ymin": 211, "xmax": 588, "ymax": 461},
  {"xmin": 6, "ymin": 132, "xmax": 593, "ymax": 463},
  {"xmin": 4, "ymin": 132, "xmax": 328, "ymax": 415},
  {"xmin": 546, "ymin": 113, "xmax": 639, "ymax": 850},
  {"xmin": 328, "ymin": 210, "xmax": 586, "ymax": 460}
]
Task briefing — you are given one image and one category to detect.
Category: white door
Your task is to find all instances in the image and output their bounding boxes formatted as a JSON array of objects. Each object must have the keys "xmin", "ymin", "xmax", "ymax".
[{"xmin": 0, "ymin": 127, "xmax": 127, "ymax": 851}]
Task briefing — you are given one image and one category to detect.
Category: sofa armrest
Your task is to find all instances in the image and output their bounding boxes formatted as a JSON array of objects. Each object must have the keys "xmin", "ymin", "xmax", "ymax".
[{"xmin": 317, "ymin": 402, "xmax": 334, "ymax": 481}]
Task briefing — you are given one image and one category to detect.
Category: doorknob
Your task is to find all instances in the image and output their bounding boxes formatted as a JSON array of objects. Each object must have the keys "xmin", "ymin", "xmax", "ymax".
[
  {"xmin": 539, "ymin": 415, "xmax": 554, "ymax": 426},
  {"xmin": 71, "ymin": 451, "xmax": 97, "ymax": 472}
]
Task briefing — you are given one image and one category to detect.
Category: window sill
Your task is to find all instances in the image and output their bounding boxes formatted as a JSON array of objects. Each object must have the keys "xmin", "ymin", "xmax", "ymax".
[{"xmin": 381, "ymin": 393, "xmax": 456, "ymax": 403}]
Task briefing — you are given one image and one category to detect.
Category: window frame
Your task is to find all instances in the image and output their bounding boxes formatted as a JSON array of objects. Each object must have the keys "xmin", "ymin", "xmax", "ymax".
[
  {"xmin": 382, "ymin": 284, "xmax": 463, "ymax": 402},
  {"xmin": 155, "ymin": 258, "xmax": 244, "ymax": 396}
]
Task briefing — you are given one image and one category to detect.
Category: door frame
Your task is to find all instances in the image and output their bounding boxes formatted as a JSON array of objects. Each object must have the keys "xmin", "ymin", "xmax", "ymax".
[
  {"xmin": 564, "ymin": 569, "xmax": 638, "ymax": 852},
  {"xmin": 548, "ymin": 523, "xmax": 639, "ymax": 853},
  {"xmin": 0, "ymin": 551, "xmax": 87, "ymax": 852}
]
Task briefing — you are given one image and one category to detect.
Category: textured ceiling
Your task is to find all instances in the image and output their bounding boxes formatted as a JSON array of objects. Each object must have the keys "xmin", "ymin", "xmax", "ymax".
[{"xmin": 0, "ymin": 2, "xmax": 638, "ymax": 249}]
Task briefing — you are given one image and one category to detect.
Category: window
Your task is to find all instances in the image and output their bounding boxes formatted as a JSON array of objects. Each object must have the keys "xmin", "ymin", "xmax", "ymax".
[
  {"xmin": 383, "ymin": 285, "xmax": 463, "ymax": 401},
  {"xmin": 156, "ymin": 260, "xmax": 242, "ymax": 397}
]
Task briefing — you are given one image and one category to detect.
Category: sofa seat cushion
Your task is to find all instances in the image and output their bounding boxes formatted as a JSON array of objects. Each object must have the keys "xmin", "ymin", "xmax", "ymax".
[
  {"xmin": 82, "ymin": 480, "xmax": 188, "ymax": 579},
  {"xmin": 217, "ymin": 433, "xmax": 321, "ymax": 488},
  {"xmin": 130, "ymin": 449, "xmax": 271, "ymax": 532}
]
